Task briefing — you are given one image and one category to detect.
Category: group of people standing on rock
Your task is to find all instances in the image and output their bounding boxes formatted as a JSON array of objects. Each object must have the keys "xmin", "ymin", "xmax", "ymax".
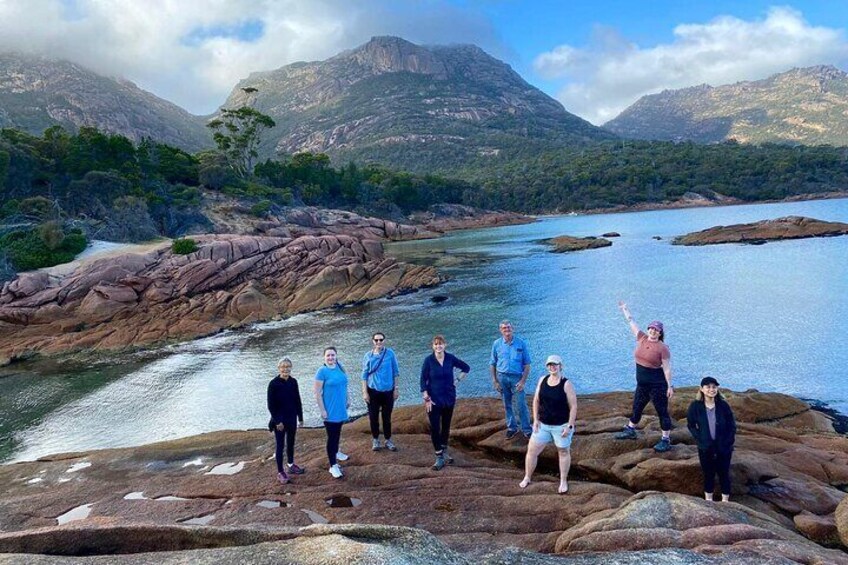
[{"xmin": 267, "ymin": 305, "xmax": 737, "ymax": 502}]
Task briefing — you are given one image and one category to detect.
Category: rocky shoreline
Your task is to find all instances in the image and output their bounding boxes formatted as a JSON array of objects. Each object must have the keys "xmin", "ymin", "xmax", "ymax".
[{"xmin": 1, "ymin": 389, "xmax": 847, "ymax": 563}]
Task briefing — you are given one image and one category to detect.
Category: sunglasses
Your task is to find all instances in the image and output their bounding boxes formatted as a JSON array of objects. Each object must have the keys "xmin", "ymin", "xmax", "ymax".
[{"xmin": 373, "ymin": 338, "xmax": 384, "ymax": 342}]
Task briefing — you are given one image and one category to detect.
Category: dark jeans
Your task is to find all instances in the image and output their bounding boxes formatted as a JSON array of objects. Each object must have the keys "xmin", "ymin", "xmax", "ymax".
[
  {"xmin": 428, "ymin": 404, "xmax": 454, "ymax": 452},
  {"xmin": 273, "ymin": 423, "xmax": 297, "ymax": 472},
  {"xmin": 698, "ymin": 446, "xmax": 733, "ymax": 495},
  {"xmin": 323, "ymin": 421, "xmax": 343, "ymax": 466},
  {"xmin": 631, "ymin": 382, "xmax": 673, "ymax": 431},
  {"xmin": 367, "ymin": 387, "xmax": 395, "ymax": 439}
]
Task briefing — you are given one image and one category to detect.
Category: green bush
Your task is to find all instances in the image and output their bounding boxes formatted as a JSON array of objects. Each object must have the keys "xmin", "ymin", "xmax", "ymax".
[
  {"xmin": 0, "ymin": 225, "xmax": 87, "ymax": 271},
  {"xmin": 171, "ymin": 237, "xmax": 198, "ymax": 255},
  {"xmin": 250, "ymin": 200, "xmax": 272, "ymax": 217}
]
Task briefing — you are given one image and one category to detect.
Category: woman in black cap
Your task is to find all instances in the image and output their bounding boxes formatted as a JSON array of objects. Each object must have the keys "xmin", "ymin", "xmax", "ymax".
[
  {"xmin": 687, "ymin": 377, "xmax": 736, "ymax": 501},
  {"xmin": 615, "ymin": 301, "xmax": 674, "ymax": 452}
]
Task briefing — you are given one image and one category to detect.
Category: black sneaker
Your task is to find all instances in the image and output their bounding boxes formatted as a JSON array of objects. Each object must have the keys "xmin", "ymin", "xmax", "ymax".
[
  {"xmin": 505, "ymin": 429, "xmax": 518, "ymax": 439},
  {"xmin": 653, "ymin": 437, "xmax": 672, "ymax": 452},
  {"xmin": 615, "ymin": 426, "xmax": 637, "ymax": 440}
]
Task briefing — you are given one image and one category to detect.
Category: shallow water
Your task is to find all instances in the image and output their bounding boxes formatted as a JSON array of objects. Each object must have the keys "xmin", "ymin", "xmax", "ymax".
[{"xmin": 2, "ymin": 198, "xmax": 848, "ymax": 463}]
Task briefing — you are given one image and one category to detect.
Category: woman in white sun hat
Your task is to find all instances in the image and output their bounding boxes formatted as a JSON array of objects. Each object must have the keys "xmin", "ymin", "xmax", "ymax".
[{"xmin": 520, "ymin": 354, "xmax": 577, "ymax": 494}]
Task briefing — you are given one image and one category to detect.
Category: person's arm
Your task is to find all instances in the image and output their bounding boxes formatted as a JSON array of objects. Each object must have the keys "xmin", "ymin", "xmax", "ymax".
[
  {"xmin": 564, "ymin": 380, "xmax": 578, "ymax": 435},
  {"xmin": 618, "ymin": 301, "xmax": 640, "ymax": 338},
  {"xmin": 391, "ymin": 350, "xmax": 400, "ymax": 400},
  {"xmin": 662, "ymin": 355, "xmax": 673, "ymax": 398},
  {"xmin": 361, "ymin": 379, "xmax": 370, "ymax": 404},
  {"xmin": 454, "ymin": 355, "xmax": 471, "ymax": 376},
  {"xmin": 420, "ymin": 358, "xmax": 434, "ymax": 412},
  {"xmin": 294, "ymin": 379, "xmax": 303, "ymax": 425},
  {"xmin": 687, "ymin": 402, "xmax": 699, "ymax": 440},
  {"xmin": 490, "ymin": 341, "xmax": 502, "ymax": 393},
  {"xmin": 517, "ymin": 340, "xmax": 531, "ymax": 392},
  {"xmin": 531, "ymin": 376, "xmax": 543, "ymax": 432},
  {"xmin": 314, "ymin": 370, "xmax": 328, "ymax": 421},
  {"xmin": 726, "ymin": 403, "xmax": 737, "ymax": 444}
]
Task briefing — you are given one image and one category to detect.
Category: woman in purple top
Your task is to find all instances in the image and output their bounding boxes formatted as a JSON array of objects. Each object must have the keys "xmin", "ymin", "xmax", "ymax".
[{"xmin": 420, "ymin": 335, "xmax": 470, "ymax": 471}]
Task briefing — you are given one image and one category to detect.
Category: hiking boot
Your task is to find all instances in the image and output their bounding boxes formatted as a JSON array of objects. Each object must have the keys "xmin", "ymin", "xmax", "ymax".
[
  {"xmin": 432, "ymin": 455, "xmax": 446, "ymax": 471},
  {"xmin": 615, "ymin": 426, "xmax": 637, "ymax": 440},
  {"xmin": 372, "ymin": 438, "xmax": 382, "ymax": 451},
  {"xmin": 384, "ymin": 439, "xmax": 398, "ymax": 452},
  {"xmin": 522, "ymin": 431, "xmax": 532, "ymax": 439},
  {"xmin": 336, "ymin": 451, "xmax": 349, "ymax": 461},
  {"xmin": 276, "ymin": 471, "xmax": 289, "ymax": 485},
  {"xmin": 287, "ymin": 463, "xmax": 305, "ymax": 475},
  {"xmin": 653, "ymin": 437, "xmax": 672, "ymax": 453},
  {"xmin": 505, "ymin": 429, "xmax": 518, "ymax": 440},
  {"xmin": 328, "ymin": 464, "xmax": 343, "ymax": 479}
]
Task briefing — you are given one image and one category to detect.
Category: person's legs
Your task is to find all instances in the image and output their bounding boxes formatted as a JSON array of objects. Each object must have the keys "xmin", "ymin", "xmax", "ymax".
[
  {"xmin": 440, "ymin": 405, "xmax": 455, "ymax": 450},
  {"xmin": 285, "ymin": 425, "xmax": 296, "ymax": 466},
  {"xmin": 698, "ymin": 447, "xmax": 717, "ymax": 500},
  {"xmin": 498, "ymin": 373, "xmax": 518, "ymax": 432},
  {"xmin": 273, "ymin": 428, "xmax": 285, "ymax": 473},
  {"xmin": 367, "ymin": 387, "xmax": 381, "ymax": 440},
  {"xmin": 382, "ymin": 390, "xmax": 394, "ymax": 440},
  {"xmin": 717, "ymin": 448, "xmax": 733, "ymax": 501},
  {"xmin": 516, "ymin": 385, "xmax": 533, "ymax": 435},
  {"xmin": 520, "ymin": 439, "xmax": 547, "ymax": 487},
  {"xmin": 649, "ymin": 384, "xmax": 673, "ymax": 438},
  {"xmin": 324, "ymin": 421, "xmax": 341, "ymax": 466},
  {"xmin": 557, "ymin": 447, "xmax": 572, "ymax": 493},
  {"xmin": 428, "ymin": 405, "xmax": 444, "ymax": 452},
  {"xmin": 630, "ymin": 384, "xmax": 652, "ymax": 427}
]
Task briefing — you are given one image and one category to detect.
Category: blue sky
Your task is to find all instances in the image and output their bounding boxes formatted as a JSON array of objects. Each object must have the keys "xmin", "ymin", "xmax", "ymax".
[{"xmin": 2, "ymin": 1, "xmax": 847, "ymax": 123}]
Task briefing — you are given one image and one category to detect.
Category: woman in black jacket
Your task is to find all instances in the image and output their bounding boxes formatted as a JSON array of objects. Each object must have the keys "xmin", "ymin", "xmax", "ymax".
[
  {"xmin": 267, "ymin": 357, "xmax": 305, "ymax": 485},
  {"xmin": 687, "ymin": 377, "xmax": 736, "ymax": 501}
]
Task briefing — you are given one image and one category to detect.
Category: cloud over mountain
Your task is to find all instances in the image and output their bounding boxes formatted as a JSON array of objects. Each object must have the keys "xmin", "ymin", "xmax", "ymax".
[{"xmin": 534, "ymin": 7, "xmax": 848, "ymax": 124}]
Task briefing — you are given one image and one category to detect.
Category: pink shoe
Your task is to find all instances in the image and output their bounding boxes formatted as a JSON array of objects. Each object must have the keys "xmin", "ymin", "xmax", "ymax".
[{"xmin": 277, "ymin": 471, "xmax": 290, "ymax": 484}]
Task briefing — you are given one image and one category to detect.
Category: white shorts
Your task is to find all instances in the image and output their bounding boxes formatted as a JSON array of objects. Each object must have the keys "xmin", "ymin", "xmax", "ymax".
[{"xmin": 531, "ymin": 423, "xmax": 574, "ymax": 449}]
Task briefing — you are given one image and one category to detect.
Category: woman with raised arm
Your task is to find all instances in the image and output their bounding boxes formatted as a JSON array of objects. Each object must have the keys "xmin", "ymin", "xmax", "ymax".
[
  {"xmin": 688, "ymin": 377, "xmax": 736, "ymax": 501},
  {"xmin": 420, "ymin": 335, "xmax": 470, "ymax": 471},
  {"xmin": 520, "ymin": 355, "xmax": 577, "ymax": 494},
  {"xmin": 615, "ymin": 301, "xmax": 674, "ymax": 452},
  {"xmin": 267, "ymin": 357, "xmax": 305, "ymax": 485},
  {"xmin": 314, "ymin": 347, "xmax": 350, "ymax": 479}
]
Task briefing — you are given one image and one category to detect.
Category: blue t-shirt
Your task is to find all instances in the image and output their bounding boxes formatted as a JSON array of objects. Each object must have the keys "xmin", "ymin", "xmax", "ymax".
[
  {"xmin": 315, "ymin": 365, "xmax": 349, "ymax": 423},
  {"xmin": 361, "ymin": 348, "xmax": 400, "ymax": 391},
  {"xmin": 489, "ymin": 336, "xmax": 531, "ymax": 375}
]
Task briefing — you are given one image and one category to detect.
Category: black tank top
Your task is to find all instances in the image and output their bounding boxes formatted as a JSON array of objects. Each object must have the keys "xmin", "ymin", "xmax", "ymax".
[{"xmin": 539, "ymin": 375, "xmax": 570, "ymax": 426}]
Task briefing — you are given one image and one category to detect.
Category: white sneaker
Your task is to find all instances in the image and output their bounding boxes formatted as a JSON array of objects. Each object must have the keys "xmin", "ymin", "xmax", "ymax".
[
  {"xmin": 336, "ymin": 451, "xmax": 349, "ymax": 461},
  {"xmin": 328, "ymin": 464, "xmax": 343, "ymax": 479}
]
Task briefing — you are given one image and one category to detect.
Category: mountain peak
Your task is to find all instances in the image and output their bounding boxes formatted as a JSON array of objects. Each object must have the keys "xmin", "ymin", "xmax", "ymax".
[{"xmin": 334, "ymin": 35, "xmax": 446, "ymax": 77}]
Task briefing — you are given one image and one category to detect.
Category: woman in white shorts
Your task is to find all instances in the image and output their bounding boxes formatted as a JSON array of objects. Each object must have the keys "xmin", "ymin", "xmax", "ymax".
[{"xmin": 520, "ymin": 355, "xmax": 577, "ymax": 494}]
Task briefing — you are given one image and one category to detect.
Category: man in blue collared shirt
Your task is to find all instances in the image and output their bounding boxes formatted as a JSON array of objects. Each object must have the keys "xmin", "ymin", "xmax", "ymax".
[
  {"xmin": 361, "ymin": 332, "xmax": 400, "ymax": 452},
  {"xmin": 490, "ymin": 320, "xmax": 532, "ymax": 439}
]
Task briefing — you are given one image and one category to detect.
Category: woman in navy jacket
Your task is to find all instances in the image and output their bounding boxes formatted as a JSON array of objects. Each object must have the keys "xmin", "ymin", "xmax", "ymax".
[
  {"xmin": 687, "ymin": 377, "xmax": 736, "ymax": 501},
  {"xmin": 420, "ymin": 334, "xmax": 470, "ymax": 471}
]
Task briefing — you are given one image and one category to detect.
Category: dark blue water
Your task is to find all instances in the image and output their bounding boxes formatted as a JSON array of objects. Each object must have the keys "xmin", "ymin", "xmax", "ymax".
[{"xmin": 2, "ymin": 198, "xmax": 847, "ymax": 462}]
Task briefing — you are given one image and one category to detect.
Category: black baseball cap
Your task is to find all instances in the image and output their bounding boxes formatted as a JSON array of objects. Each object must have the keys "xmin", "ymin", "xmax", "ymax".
[{"xmin": 700, "ymin": 377, "xmax": 720, "ymax": 387}]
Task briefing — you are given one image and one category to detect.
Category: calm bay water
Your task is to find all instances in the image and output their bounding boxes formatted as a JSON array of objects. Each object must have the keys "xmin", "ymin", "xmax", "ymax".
[{"xmin": 2, "ymin": 198, "xmax": 848, "ymax": 463}]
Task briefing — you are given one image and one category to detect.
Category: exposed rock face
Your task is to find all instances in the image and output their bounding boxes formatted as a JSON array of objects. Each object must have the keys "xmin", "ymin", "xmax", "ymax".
[
  {"xmin": 605, "ymin": 65, "xmax": 848, "ymax": 145},
  {"xmin": 220, "ymin": 36, "xmax": 612, "ymax": 174},
  {"xmin": 0, "ymin": 390, "xmax": 846, "ymax": 563},
  {"xmin": 542, "ymin": 235, "xmax": 612, "ymax": 252},
  {"xmin": 0, "ymin": 234, "xmax": 440, "ymax": 360},
  {"xmin": 0, "ymin": 52, "xmax": 211, "ymax": 151},
  {"xmin": 410, "ymin": 204, "xmax": 533, "ymax": 233},
  {"xmin": 673, "ymin": 216, "xmax": 848, "ymax": 245}
]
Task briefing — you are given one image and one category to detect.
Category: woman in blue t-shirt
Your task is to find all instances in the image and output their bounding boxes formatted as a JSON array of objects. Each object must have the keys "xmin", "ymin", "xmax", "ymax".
[
  {"xmin": 420, "ymin": 334, "xmax": 470, "ymax": 470},
  {"xmin": 314, "ymin": 347, "xmax": 350, "ymax": 479}
]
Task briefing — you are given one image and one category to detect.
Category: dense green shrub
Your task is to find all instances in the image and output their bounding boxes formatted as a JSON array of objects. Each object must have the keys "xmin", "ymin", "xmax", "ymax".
[
  {"xmin": 171, "ymin": 237, "xmax": 198, "ymax": 255},
  {"xmin": 0, "ymin": 225, "xmax": 87, "ymax": 271},
  {"xmin": 250, "ymin": 200, "xmax": 272, "ymax": 217}
]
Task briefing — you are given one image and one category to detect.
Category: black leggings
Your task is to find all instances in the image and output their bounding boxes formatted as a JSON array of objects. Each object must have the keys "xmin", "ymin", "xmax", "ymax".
[
  {"xmin": 699, "ymin": 446, "xmax": 733, "ymax": 495},
  {"xmin": 367, "ymin": 388, "xmax": 395, "ymax": 439},
  {"xmin": 324, "ymin": 421, "xmax": 343, "ymax": 466},
  {"xmin": 428, "ymin": 404, "xmax": 454, "ymax": 452},
  {"xmin": 273, "ymin": 424, "xmax": 297, "ymax": 472},
  {"xmin": 631, "ymin": 382, "xmax": 673, "ymax": 431}
]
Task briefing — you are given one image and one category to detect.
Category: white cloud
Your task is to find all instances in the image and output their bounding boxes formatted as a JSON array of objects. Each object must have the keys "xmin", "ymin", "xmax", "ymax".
[
  {"xmin": 0, "ymin": 0, "xmax": 504, "ymax": 115},
  {"xmin": 534, "ymin": 7, "xmax": 848, "ymax": 125}
]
